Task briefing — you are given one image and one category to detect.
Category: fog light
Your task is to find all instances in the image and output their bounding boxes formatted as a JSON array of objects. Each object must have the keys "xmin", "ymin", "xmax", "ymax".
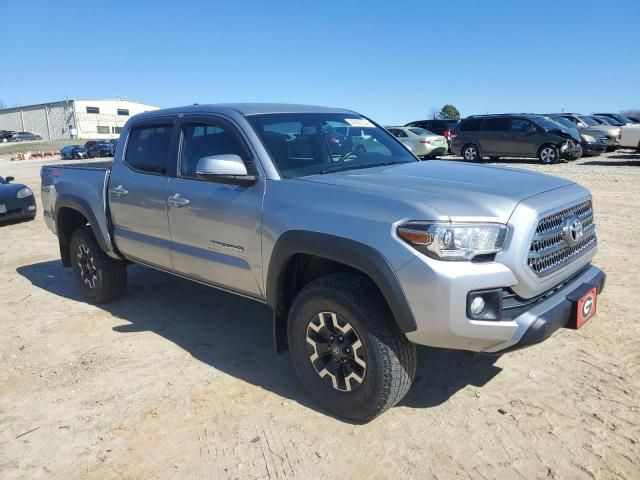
[
  {"xmin": 28, "ymin": 205, "xmax": 36, "ymax": 211},
  {"xmin": 470, "ymin": 296, "xmax": 485, "ymax": 315}
]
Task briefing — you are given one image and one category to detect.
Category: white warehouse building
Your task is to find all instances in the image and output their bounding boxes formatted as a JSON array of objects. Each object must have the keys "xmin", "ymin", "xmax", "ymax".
[{"xmin": 0, "ymin": 99, "xmax": 160, "ymax": 141}]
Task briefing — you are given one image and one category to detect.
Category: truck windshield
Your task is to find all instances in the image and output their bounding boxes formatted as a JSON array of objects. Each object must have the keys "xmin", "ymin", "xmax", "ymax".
[{"xmin": 247, "ymin": 113, "xmax": 417, "ymax": 178}]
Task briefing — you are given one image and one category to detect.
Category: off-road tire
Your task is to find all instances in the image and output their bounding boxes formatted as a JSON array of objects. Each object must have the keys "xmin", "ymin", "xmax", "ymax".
[
  {"xmin": 287, "ymin": 273, "xmax": 416, "ymax": 422},
  {"xmin": 70, "ymin": 226, "xmax": 127, "ymax": 304}
]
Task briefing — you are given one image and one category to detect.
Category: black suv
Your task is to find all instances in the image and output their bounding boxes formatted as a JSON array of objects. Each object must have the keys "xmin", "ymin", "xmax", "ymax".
[{"xmin": 451, "ymin": 114, "xmax": 582, "ymax": 164}]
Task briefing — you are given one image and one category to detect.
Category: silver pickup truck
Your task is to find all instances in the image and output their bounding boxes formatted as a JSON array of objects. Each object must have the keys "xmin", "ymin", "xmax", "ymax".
[{"xmin": 41, "ymin": 103, "xmax": 605, "ymax": 421}]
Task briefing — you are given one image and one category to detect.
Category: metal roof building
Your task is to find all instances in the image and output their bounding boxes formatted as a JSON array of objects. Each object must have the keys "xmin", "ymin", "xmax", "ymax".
[{"xmin": 0, "ymin": 99, "xmax": 160, "ymax": 141}]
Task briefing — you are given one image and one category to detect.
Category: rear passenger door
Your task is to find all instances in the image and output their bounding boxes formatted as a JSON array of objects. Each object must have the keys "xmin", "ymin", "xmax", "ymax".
[
  {"xmin": 166, "ymin": 115, "xmax": 265, "ymax": 298},
  {"xmin": 479, "ymin": 117, "xmax": 509, "ymax": 155},
  {"xmin": 109, "ymin": 118, "xmax": 177, "ymax": 270}
]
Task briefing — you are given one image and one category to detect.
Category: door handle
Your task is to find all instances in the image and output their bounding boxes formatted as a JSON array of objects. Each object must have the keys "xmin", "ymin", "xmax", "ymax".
[
  {"xmin": 110, "ymin": 185, "xmax": 129, "ymax": 197},
  {"xmin": 168, "ymin": 193, "xmax": 190, "ymax": 207}
]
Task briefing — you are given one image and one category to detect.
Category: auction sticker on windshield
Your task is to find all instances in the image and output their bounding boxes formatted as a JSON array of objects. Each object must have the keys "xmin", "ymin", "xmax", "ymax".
[{"xmin": 345, "ymin": 118, "xmax": 375, "ymax": 128}]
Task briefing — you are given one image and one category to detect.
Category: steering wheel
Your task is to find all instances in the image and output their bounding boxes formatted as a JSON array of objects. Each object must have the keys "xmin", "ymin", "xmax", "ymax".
[{"xmin": 337, "ymin": 145, "xmax": 366, "ymax": 163}]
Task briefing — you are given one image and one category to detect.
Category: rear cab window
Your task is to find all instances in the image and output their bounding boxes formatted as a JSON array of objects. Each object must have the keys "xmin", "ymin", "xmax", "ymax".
[{"xmin": 124, "ymin": 125, "xmax": 173, "ymax": 175}]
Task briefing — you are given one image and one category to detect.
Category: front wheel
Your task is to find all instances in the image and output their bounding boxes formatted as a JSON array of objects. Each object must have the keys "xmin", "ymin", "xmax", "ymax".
[
  {"xmin": 538, "ymin": 144, "xmax": 559, "ymax": 164},
  {"xmin": 287, "ymin": 273, "xmax": 416, "ymax": 422},
  {"xmin": 70, "ymin": 226, "xmax": 127, "ymax": 303}
]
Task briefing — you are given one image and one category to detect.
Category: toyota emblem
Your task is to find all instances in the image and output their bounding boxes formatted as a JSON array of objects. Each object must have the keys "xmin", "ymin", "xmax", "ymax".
[{"xmin": 564, "ymin": 216, "xmax": 583, "ymax": 246}]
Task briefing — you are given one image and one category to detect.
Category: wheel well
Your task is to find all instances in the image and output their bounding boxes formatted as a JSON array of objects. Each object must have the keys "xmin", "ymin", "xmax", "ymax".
[
  {"xmin": 273, "ymin": 254, "xmax": 379, "ymax": 353},
  {"xmin": 463, "ymin": 143, "xmax": 479, "ymax": 155},
  {"xmin": 538, "ymin": 143, "xmax": 557, "ymax": 153},
  {"xmin": 56, "ymin": 207, "xmax": 89, "ymax": 267}
]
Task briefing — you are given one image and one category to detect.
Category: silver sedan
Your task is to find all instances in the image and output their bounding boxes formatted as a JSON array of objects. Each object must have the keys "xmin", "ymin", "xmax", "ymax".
[{"xmin": 386, "ymin": 126, "xmax": 448, "ymax": 158}]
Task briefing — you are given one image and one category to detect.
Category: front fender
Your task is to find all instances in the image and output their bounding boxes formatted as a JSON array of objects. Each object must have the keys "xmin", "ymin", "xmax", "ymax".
[{"xmin": 266, "ymin": 230, "xmax": 417, "ymax": 341}]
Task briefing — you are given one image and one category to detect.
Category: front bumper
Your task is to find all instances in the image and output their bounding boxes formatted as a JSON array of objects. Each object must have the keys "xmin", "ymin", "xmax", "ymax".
[
  {"xmin": 559, "ymin": 141, "xmax": 582, "ymax": 159},
  {"xmin": 495, "ymin": 266, "xmax": 605, "ymax": 353},
  {"xmin": 397, "ymin": 251, "xmax": 605, "ymax": 353},
  {"xmin": 0, "ymin": 199, "xmax": 36, "ymax": 223},
  {"xmin": 424, "ymin": 146, "xmax": 447, "ymax": 156},
  {"xmin": 581, "ymin": 140, "xmax": 607, "ymax": 155}
]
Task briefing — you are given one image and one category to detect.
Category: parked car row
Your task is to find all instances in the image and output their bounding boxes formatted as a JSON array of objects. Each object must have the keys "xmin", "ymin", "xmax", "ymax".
[
  {"xmin": 399, "ymin": 111, "xmax": 639, "ymax": 164},
  {"xmin": 60, "ymin": 138, "xmax": 118, "ymax": 159},
  {"xmin": 0, "ymin": 130, "xmax": 42, "ymax": 143}
]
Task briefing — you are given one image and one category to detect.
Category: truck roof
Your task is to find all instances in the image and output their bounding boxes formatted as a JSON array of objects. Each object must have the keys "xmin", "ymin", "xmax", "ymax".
[{"xmin": 133, "ymin": 103, "xmax": 354, "ymax": 120}]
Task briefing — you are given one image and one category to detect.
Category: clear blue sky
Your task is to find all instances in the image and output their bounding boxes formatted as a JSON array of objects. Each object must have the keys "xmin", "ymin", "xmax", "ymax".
[{"xmin": 1, "ymin": 0, "xmax": 638, "ymax": 124}]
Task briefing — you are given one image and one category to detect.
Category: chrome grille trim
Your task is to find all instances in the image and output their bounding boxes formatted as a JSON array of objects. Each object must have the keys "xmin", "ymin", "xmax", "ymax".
[{"xmin": 528, "ymin": 200, "xmax": 596, "ymax": 277}]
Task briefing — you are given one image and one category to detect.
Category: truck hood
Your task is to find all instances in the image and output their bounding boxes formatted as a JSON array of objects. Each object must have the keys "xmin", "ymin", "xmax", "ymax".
[{"xmin": 301, "ymin": 161, "xmax": 574, "ymax": 222}]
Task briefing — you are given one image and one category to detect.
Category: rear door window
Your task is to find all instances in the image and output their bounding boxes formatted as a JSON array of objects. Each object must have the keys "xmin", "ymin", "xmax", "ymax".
[
  {"xmin": 460, "ymin": 118, "xmax": 484, "ymax": 131},
  {"xmin": 125, "ymin": 125, "xmax": 173, "ymax": 175},
  {"xmin": 484, "ymin": 117, "xmax": 509, "ymax": 132}
]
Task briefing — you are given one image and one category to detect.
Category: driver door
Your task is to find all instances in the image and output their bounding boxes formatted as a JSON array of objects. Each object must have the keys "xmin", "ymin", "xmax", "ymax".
[{"xmin": 166, "ymin": 115, "xmax": 265, "ymax": 298}]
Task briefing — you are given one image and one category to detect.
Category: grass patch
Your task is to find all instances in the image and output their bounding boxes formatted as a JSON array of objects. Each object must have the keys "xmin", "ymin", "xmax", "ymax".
[{"xmin": 0, "ymin": 139, "xmax": 86, "ymax": 156}]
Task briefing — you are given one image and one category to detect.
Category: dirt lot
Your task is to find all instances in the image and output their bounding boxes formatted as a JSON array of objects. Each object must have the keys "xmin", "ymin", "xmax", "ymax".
[{"xmin": 1, "ymin": 152, "xmax": 639, "ymax": 480}]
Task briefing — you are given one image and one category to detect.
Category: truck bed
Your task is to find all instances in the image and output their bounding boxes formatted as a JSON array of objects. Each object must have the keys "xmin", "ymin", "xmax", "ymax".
[
  {"xmin": 54, "ymin": 160, "xmax": 113, "ymax": 170},
  {"xmin": 40, "ymin": 161, "xmax": 113, "ymax": 246}
]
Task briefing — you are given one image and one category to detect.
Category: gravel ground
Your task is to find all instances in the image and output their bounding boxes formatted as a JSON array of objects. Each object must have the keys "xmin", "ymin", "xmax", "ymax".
[{"xmin": 0, "ymin": 151, "xmax": 639, "ymax": 479}]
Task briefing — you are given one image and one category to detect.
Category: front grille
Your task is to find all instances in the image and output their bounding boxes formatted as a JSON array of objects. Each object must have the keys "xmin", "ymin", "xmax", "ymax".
[
  {"xmin": 528, "ymin": 200, "xmax": 596, "ymax": 276},
  {"xmin": 597, "ymin": 136, "xmax": 607, "ymax": 145}
]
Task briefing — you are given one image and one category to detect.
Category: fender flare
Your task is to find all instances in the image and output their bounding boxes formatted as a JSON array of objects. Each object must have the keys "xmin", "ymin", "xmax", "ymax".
[
  {"xmin": 266, "ymin": 231, "xmax": 417, "ymax": 351},
  {"xmin": 55, "ymin": 195, "xmax": 121, "ymax": 262}
]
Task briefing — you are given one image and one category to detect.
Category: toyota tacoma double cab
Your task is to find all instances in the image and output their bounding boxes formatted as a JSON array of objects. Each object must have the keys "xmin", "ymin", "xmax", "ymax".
[{"xmin": 41, "ymin": 104, "xmax": 605, "ymax": 421}]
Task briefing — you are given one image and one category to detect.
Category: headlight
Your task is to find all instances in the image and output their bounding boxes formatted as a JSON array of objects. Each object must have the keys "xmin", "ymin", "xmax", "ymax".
[
  {"xmin": 581, "ymin": 134, "xmax": 595, "ymax": 142},
  {"xmin": 397, "ymin": 222, "xmax": 509, "ymax": 261},
  {"xmin": 16, "ymin": 187, "xmax": 33, "ymax": 198}
]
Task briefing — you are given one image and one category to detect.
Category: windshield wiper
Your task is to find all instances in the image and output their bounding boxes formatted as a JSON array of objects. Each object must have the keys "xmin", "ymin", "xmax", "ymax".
[{"xmin": 319, "ymin": 161, "xmax": 400, "ymax": 175}]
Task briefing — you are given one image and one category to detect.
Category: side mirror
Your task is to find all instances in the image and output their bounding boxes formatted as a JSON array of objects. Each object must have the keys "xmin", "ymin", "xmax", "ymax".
[
  {"xmin": 196, "ymin": 154, "xmax": 257, "ymax": 186},
  {"xmin": 5, "ymin": 176, "xmax": 14, "ymax": 182}
]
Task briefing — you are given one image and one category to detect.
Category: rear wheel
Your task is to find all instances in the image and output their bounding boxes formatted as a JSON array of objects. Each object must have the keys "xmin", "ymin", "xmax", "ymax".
[
  {"xmin": 70, "ymin": 226, "xmax": 127, "ymax": 303},
  {"xmin": 287, "ymin": 273, "xmax": 416, "ymax": 422},
  {"xmin": 538, "ymin": 144, "xmax": 559, "ymax": 164},
  {"xmin": 462, "ymin": 144, "xmax": 480, "ymax": 161}
]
